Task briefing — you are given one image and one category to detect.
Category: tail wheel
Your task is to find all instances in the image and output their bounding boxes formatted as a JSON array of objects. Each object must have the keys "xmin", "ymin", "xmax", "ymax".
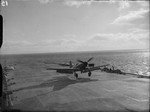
[{"xmin": 88, "ymin": 72, "xmax": 91, "ymax": 77}]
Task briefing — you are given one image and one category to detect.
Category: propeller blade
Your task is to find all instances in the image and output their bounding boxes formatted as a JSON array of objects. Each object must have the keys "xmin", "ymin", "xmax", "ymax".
[
  {"xmin": 87, "ymin": 57, "xmax": 93, "ymax": 62},
  {"xmin": 77, "ymin": 59, "xmax": 84, "ymax": 63}
]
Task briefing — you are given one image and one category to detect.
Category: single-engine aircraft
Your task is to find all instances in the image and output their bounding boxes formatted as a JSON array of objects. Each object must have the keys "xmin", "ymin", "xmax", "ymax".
[{"xmin": 47, "ymin": 57, "xmax": 109, "ymax": 78}]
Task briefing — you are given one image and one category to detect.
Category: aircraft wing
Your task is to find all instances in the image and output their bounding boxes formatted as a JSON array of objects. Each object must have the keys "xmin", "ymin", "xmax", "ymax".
[
  {"xmin": 46, "ymin": 68, "xmax": 75, "ymax": 70},
  {"xmin": 46, "ymin": 67, "xmax": 79, "ymax": 73},
  {"xmin": 46, "ymin": 64, "xmax": 109, "ymax": 73},
  {"xmin": 84, "ymin": 64, "xmax": 110, "ymax": 72}
]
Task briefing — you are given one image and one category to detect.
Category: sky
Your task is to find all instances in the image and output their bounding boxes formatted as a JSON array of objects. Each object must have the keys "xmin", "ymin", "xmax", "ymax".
[{"xmin": 1, "ymin": 0, "xmax": 149, "ymax": 54}]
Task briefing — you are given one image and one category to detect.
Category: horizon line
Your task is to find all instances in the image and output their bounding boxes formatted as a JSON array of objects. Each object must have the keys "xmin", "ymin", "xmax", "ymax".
[{"xmin": 0, "ymin": 49, "xmax": 149, "ymax": 55}]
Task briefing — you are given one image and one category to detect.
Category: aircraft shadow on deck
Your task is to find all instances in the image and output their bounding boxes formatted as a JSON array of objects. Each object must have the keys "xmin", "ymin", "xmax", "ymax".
[{"xmin": 13, "ymin": 76, "xmax": 99, "ymax": 92}]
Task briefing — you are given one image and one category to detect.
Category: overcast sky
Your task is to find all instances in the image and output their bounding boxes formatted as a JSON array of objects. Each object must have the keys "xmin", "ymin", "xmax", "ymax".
[{"xmin": 1, "ymin": 0, "xmax": 149, "ymax": 54}]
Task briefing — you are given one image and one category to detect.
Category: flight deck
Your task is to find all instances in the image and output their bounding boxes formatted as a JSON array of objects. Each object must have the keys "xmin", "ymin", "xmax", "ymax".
[{"xmin": 2, "ymin": 66, "xmax": 149, "ymax": 112}]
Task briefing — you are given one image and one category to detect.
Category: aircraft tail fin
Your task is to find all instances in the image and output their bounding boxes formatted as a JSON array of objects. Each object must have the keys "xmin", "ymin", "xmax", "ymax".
[{"xmin": 69, "ymin": 61, "xmax": 73, "ymax": 68}]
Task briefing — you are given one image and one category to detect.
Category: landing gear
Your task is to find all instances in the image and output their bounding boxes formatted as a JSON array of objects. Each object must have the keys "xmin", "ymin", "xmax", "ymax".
[
  {"xmin": 88, "ymin": 72, "xmax": 91, "ymax": 77},
  {"xmin": 74, "ymin": 72, "xmax": 78, "ymax": 78}
]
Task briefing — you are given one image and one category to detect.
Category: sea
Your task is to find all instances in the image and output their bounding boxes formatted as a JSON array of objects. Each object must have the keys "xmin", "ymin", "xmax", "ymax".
[{"xmin": 0, "ymin": 49, "xmax": 149, "ymax": 76}]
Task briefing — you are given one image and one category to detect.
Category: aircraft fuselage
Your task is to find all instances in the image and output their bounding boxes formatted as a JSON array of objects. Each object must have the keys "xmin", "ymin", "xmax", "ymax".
[{"xmin": 73, "ymin": 63, "xmax": 86, "ymax": 71}]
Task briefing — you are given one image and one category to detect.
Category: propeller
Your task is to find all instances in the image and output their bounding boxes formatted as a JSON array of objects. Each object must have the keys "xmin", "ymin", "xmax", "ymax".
[
  {"xmin": 77, "ymin": 57, "xmax": 94, "ymax": 67},
  {"xmin": 77, "ymin": 59, "xmax": 84, "ymax": 63},
  {"xmin": 87, "ymin": 57, "xmax": 93, "ymax": 62}
]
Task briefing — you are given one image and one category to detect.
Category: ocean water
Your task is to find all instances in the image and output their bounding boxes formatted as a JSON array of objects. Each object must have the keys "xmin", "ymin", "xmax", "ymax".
[{"xmin": 0, "ymin": 50, "xmax": 149, "ymax": 76}]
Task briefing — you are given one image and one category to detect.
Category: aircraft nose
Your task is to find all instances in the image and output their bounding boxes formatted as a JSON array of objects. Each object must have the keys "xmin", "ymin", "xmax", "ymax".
[{"xmin": 85, "ymin": 62, "xmax": 88, "ymax": 66}]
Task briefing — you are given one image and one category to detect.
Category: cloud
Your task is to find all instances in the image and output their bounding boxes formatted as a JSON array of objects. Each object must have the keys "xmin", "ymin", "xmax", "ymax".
[
  {"xmin": 112, "ymin": 8, "xmax": 149, "ymax": 25},
  {"xmin": 90, "ymin": 33, "xmax": 114, "ymax": 41},
  {"xmin": 30, "ymin": 38, "xmax": 84, "ymax": 53},
  {"xmin": 3, "ymin": 40, "xmax": 33, "ymax": 47},
  {"xmin": 118, "ymin": 0, "xmax": 130, "ymax": 11},
  {"xmin": 13, "ymin": 0, "xmax": 53, "ymax": 4},
  {"xmin": 109, "ymin": 0, "xmax": 130, "ymax": 11},
  {"xmin": 129, "ymin": 28, "xmax": 149, "ymax": 42},
  {"xmin": 85, "ymin": 29, "xmax": 149, "ymax": 50},
  {"xmin": 2, "ymin": 30, "xmax": 148, "ymax": 54},
  {"xmin": 110, "ymin": 0, "xmax": 149, "ymax": 12},
  {"xmin": 64, "ymin": 0, "xmax": 92, "ymax": 8},
  {"xmin": 135, "ymin": 0, "xmax": 149, "ymax": 8},
  {"xmin": 1, "ymin": 40, "xmax": 35, "ymax": 54},
  {"xmin": 128, "ymin": 28, "xmax": 149, "ymax": 34},
  {"xmin": 38, "ymin": 0, "xmax": 53, "ymax": 4}
]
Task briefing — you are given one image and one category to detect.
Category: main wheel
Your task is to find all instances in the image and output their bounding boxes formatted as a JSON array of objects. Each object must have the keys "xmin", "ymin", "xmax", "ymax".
[
  {"xmin": 88, "ymin": 72, "xmax": 91, "ymax": 77},
  {"xmin": 74, "ymin": 73, "xmax": 78, "ymax": 78}
]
